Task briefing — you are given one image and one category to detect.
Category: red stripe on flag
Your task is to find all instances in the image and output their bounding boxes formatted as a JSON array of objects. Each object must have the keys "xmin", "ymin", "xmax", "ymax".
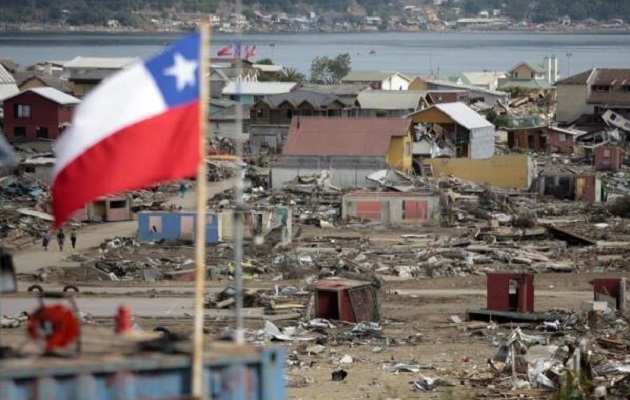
[{"xmin": 52, "ymin": 101, "xmax": 200, "ymax": 226}]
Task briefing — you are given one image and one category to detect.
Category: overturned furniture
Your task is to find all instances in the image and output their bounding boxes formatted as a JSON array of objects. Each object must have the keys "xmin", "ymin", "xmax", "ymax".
[{"xmin": 314, "ymin": 279, "xmax": 380, "ymax": 323}]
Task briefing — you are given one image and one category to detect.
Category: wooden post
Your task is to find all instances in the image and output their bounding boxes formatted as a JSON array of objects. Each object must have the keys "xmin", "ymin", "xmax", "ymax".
[{"xmin": 192, "ymin": 20, "xmax": 210, "ymax": 400}]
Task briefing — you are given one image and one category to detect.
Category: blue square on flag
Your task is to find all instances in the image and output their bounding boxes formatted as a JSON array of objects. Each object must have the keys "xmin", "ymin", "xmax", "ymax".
[{"xmin": 146, "ymin": 33, "xmax": 200, "ymax": 108}]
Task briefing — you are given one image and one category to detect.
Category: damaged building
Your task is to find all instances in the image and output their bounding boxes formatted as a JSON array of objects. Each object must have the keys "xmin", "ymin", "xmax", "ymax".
[
  {"xmin": 407, "ymin": 102, "xmax": 495, "ymax": 161},
  {"xmin": 270, "ymin": 117, "xmax": 413, "ymax": 189}
]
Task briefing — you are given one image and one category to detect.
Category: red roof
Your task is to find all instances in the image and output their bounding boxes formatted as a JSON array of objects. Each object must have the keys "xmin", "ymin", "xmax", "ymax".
[{"xmin": 282, "ymin": 117, "xmax": 410, "ymax": 157}]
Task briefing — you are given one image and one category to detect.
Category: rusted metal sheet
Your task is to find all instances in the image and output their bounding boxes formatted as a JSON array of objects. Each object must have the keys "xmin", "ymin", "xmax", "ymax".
[
  {"xmin": 355, "ymin": 201, "xmax": 382, "ymax": 220},
  {"xmin": 403, "ymin": 200, "xmax": 428, "ymax": 220}
]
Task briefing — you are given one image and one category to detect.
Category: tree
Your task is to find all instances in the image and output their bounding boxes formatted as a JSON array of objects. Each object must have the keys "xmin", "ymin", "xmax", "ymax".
[
  {"xmin": 310, "ymin": 53, "xmax": 351, "ymax": 84},
  {"xmin": 277, "ymin": 67, "xmax": 305, "ymax": 82},
  {"xmin": 256, "ymin": 58, "xmax": 274, "ymax": 65}
]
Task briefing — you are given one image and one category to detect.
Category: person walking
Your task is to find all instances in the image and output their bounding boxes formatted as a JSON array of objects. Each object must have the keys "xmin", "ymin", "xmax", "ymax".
[
  {"xmin": 42, "ymin": 231, "xmax": 51, "ymax": 251},
  {"xmin": 70, "ymin": 230, "xmax": 77, "ymax": 249},
  {"xmin": 179, "ymin": 182, "xmax": 187, "ymax": 198},
  {"xmin": 57, "ymin": 230, "xmax": 66, "ymax": 251}
]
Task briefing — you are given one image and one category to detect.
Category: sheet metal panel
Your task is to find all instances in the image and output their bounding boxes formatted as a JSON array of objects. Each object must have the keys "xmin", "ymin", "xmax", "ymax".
[{"xmin": 0, "ymin": 347, "xmax": 285, "ymax": 400}]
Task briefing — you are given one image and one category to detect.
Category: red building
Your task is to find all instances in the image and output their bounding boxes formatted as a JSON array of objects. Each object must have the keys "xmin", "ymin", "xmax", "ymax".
[
  {"xmin": 594, "ymin": 145, "xmax": 624, "ymax": 171},
  {"xmin": 2, "ymin": 87, "xmax": 79, "ymax": 141}
]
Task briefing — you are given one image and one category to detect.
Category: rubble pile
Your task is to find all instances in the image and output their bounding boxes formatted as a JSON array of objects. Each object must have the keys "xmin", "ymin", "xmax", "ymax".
[
  {"xmin": 471, "ymin": 308, "xmax": 630, "ymax": 399},
  {"xmin": 0, "ymin": 174, "xmax": 52, "ymax": 248}
]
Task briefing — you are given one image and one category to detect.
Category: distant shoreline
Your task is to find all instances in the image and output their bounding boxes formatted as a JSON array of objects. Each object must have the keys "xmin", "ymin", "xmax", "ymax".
[{"xmin": 0, "ymin": 25, "xmax": 629, "ymax": 36}]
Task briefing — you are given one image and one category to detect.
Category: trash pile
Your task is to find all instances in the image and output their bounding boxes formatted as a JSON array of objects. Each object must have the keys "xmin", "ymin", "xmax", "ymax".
[
  {"xmin": 0, "ymin": 174, "xmax": 52, "ymax": 248},
  {"xmin": 465, "ymin": 307, "xmax": 630, "ymax": 399}
]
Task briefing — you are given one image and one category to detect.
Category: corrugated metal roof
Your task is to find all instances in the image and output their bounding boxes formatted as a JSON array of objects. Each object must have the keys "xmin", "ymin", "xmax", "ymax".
[
  {"xmin": 341, "ymin": 71, "xmax": 410, "ymax": 83},
  {"xmin": 300, "ymin": 83, "xmax": 370, "ymax": 97},
  {"xmin": 16, "ymin": 87, "xmax": 80, "ymax": 105},
  {"xmin": 357, "ymin": 90, "xmax": 423, "ymax": 110},
  {"xmin": 555, "ymin": 69, "xmax": 593, "ymax": 85},
  {"xmin": 260, "ymin": 91, "xmax": 352, "ymax": 108},
  {"xmin": 64, "ymin": 56, "xmax": 138, "ymax": 69},
  {"xmin": 253, "ymin": 64, "xmax": 283, "ymax": 73},
  {"xmin": 222, "ymin": 81, "xmax": 297, "ymax": 95},
  {"xmin": 423, "ymin": 102, "xmax": 494, "ymax": 130},
  {"xmin": 0, "ymin": 63, "xmax": 16, "ymax": 84},
  {"xmin": 283, "ymin": 116, "xmax": 410, "ymax": 157}
]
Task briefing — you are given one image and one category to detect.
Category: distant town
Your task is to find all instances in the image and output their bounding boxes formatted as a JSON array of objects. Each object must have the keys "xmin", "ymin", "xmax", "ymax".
[{"xmin": 1, "ymin": 5, "xmax": 629, "ymax": 34}]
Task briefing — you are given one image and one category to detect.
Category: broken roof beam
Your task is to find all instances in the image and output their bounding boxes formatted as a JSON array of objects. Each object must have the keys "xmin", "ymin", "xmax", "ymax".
[{"xmin": 543, "ymin": 224, "xmax": 597, "ymax": 246}]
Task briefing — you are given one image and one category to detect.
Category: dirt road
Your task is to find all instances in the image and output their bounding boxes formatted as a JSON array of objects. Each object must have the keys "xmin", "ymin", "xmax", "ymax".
[{"xmin": 12, "ymin": 178, "xmax": 239, "ymax": 275}]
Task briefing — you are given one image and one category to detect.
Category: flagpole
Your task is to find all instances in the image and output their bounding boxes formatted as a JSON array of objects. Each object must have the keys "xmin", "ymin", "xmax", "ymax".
[{"xmin": 192, "ymin": 19, "xmax": 210, "ymax": 400}]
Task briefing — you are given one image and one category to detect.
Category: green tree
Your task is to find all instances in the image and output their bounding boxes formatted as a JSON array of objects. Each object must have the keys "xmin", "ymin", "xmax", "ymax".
[
  {"xmin": 277, "ymin": 67, "xmax": 305, "ymax": 82},
  {"xmin": 310, "ymin": 53, "xmax": 351, "ymax": 84},
  {"xmin": 255, "ymin": 58, "xmax": 274, "ymax": 65}
]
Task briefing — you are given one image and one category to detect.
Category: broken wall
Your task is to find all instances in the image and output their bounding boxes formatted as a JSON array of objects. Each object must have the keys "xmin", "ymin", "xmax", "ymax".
[
  {"xmin": 427, "ymin": 154, "xmax": 534, "ymax": 189},
  {"xmin": 137, "ymin": 211, "xmax": 220, "ymax": 243},
  {"xmin": 342, "ymin": 192, "xmax": 441, "ymax": 226},
  {"xmin": 271, "ymin": 156, "xmax": 389, "ymax": 189}
]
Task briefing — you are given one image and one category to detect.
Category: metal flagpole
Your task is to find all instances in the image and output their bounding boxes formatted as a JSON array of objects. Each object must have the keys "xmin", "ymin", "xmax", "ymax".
[{"xmin": 192, "ymin": 19, "xmax": 210, "ymax": 400}]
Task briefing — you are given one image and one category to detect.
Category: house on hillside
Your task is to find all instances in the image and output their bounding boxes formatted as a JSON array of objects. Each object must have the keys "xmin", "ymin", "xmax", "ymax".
[
  {"xmin": 555, "ymin": 68, "xmax": 630, "ymax": 124},
  {"xmin": 270, "ymin": 117, "xmax": 413, "ymax": 189},
  {"xmin": 431, "ymin": 71, "xmax": 505, "ymax": 91},
  {"xmin": 2, "ymin": 87, "xmax": 79, "ymax": 140},
  {"xmin": 248, "ymin": 91, "xmax": 355, "ymax": 153},
  {"xmin": 409, "ymin": 76, "xmax": 509, "ymax": 106},
  {"xmin": 341, "ymin": 71, "xmax": 411, "ymax": 90},
  {"xmin": 63, "ymin": 56, "xmax": 138, "ymax": 98},
  {"xmin": 221, "ymin": 79, "xmax": 297, "ymax": 105},
  {"xmin": 498, "ymin": 56, "xmax": 559, "ymax": 90},
  {"xmin": 408, "ymin": 102, "xmax": 495, "ymax": 159},
  {"xmin": 14, "ymin": 72, "xmax": 73, "ymax": 94},
  {"xmin": 356, "ymin": 90, "xmax": 427, "ymax": 116}
]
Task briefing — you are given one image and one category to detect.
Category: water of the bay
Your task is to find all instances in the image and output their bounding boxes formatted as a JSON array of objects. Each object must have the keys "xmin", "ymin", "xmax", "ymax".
[{"xmin": 0, "ymin": 31, "xmax": 629, "ymax": 76}]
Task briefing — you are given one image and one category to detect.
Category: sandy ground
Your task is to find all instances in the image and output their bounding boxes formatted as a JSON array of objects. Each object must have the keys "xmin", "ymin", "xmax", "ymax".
[{"xmin": 5, "ymin": 179, "xmax": 629, "ymax": 399}]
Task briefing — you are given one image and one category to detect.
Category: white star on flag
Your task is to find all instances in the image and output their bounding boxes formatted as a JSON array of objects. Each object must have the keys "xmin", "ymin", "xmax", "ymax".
[{"xmin": 163, "ymin": 52, "xmax": 199, "ymax": 91}]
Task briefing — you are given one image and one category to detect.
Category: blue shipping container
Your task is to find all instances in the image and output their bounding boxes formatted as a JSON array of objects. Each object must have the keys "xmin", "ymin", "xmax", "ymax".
[
  {"xmin": 137, "ymin": 211, "xmax": 219, "ymax": 244},
  {"xmin": 0, "ymin": 346, "xmax": 285, "ymax": 400}
]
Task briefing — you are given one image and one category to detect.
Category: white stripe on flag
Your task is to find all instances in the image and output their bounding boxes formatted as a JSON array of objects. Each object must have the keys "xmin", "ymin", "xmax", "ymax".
[{"xmin": 54, "ymin": 63, "xmax": 167, "ymax": 174}]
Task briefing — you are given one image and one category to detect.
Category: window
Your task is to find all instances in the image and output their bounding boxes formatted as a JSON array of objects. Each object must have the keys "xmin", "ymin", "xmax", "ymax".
[
  {"xmin": 513, "ymin": 72, "xmax": 518, "ymax": 78},
  {"xmin": 148, "ymin": 216, "xmax": 163, "ymax": 233},
  {"xmin": 13, "ymin": 127, "xmax": 26, "ymax": 137},
  {"xmin": 256, "ymin": 108, "xmax": 263, "ymax": 118},
  {"xmin": 14, "ymin": 104, "xmax": 31, "ymax": 118},
  {"xmin": 284, "ymin": 109, "xmax": 293, "ymax": 119},
  {"xmin": 405, "ymin": 141, "xmax": 411, "ymax": 156},
  {"xmin": 110, "ymin": 200, "xmax": 127, "ymax": 209},
  {"xmin": 558, "ymin": 133, "xmax": 567, "ymax": 142},
  {"xmin": 328, "ymin": 109, "xmax": 341, "ymax": 117},
  {"xmin": 301, "ymin": 109, "xmax": 312, "ymax": 116},
  {"xmin": 603, "ymin": 149, "xmax": 611, "ymax": 158},
  {"xmin": 35, "ymin": 127, "xmax": 48, "ymax": 138},
  {"xmin": 531, "ymin": 72, "xmax": 535, "ymax": 78}
]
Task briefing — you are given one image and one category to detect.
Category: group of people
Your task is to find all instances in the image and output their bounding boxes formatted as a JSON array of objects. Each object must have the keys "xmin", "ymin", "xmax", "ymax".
[{"xmin": 42, "ymin": 229, "xmax": 77, "ymax": 251}]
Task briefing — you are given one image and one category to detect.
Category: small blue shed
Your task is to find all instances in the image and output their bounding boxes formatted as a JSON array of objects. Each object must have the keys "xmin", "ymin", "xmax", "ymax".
[{"xmin": 137, "ymin": 211, "xmax": 219, "ymax": 244}]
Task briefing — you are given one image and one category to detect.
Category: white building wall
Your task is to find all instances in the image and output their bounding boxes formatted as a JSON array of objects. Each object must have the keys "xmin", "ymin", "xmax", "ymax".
[
  {"xmin": 342, "ymin": 195, "xmax": 441, "ymax": 225},
  {"xmin": 469, "ymin": 126, "xmax": 496, "ymax": 159},
  {"xmin": 556, "ymin": 84, "xmax": 592, "ymax": 123},
  {"xmin": 381, "ymin": 75, "xmax": 410, "ymax": 90}
]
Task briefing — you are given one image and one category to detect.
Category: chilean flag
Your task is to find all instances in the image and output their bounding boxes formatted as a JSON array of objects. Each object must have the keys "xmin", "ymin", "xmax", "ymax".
[
  {"xmin": 52, "ymin": 33, "xmax": 201, "ymax": 226},
  {"xmin": 217, "ymin": 45, "xmax": 232, "ymax": 56}
]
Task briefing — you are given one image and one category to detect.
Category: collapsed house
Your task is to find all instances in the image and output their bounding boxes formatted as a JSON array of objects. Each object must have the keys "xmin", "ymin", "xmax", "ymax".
[{"xmin": 270, "ymin": 117, "xmax": 413, "ymax": 189}]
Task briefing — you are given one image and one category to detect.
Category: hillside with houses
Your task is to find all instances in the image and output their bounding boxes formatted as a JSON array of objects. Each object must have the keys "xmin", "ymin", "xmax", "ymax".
[
  {"xmin": 0, "ymin": 0, "xmax": 629, "ymax": 32},
  {"xmin": 0, "ymin": 12, "xmax": 630, "ymax": 399}
]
